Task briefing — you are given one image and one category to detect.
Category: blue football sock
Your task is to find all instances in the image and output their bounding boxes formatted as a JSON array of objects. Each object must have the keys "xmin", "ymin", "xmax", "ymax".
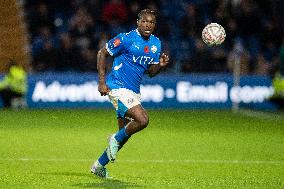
[
  {"xmin": 118, "ymin": 137, "xmax": 130, "ymax": 151},
  {"xmin": 114, "ymin": 127, "xmax": 129, "ymax": 143},
  {"xmin": 98, "ymin": 150, "xmax": 109, "ymax": 166}
]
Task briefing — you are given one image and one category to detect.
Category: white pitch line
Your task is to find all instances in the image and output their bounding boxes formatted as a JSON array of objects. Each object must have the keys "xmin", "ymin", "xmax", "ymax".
[
  {"xmin": 0, "ymin": 158, "xmax": 283, "ymax": 165},
  {"xmin": 121, "ymin": 159, "xmax": 284, "ymax": 165},
  {"xmin": 238, "ymin": 109, "xmax": 284, "ymax": 121}
]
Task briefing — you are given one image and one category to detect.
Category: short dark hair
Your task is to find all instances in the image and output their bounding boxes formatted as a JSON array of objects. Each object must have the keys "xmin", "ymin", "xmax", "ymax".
[{"xmin": 137, "ymin": 9, "xmax": 156, "ymax": 20}]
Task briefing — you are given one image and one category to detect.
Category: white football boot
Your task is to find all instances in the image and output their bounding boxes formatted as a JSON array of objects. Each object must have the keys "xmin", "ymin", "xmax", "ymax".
[
  {"xmin": 106, "ymin": 134, "xmax": 119, "ymax": 162},
  {"xmin": 90, "ymin": 161, "xmax": 111, "ymax": 179}
]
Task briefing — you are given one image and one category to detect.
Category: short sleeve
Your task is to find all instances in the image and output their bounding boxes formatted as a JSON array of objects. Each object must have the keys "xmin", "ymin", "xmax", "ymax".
[{"xmin": 106, "ymin": 33, "xmax": 129, "ymax": 56}]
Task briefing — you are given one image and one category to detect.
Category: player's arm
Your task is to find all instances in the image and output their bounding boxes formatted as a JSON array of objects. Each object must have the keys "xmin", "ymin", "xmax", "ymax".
[
  {"xmin": 148, "ymin": 53, "xmax": 169, "ymax": 77},
  {"xmin": 97, "ymin": 46, "xmax": 110, "ymax": 96}
]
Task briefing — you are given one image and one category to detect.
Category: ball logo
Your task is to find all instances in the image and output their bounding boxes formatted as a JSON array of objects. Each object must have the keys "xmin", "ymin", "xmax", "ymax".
[
  {"xmin": 144, "ymin": 46, "xmax": 149, "ymax": 53},
  {"xmin": 113, "ymin": 38, "xmax": 121, "ymax": 47}
]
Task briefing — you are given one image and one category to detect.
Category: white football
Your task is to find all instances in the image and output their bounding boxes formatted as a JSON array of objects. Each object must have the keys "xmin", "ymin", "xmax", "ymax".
[{"xmin": 202, "ymin": 23, "xmax": 226, "ymax": 46}]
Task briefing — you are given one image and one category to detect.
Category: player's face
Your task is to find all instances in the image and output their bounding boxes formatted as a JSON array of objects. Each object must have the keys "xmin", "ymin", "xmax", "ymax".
[{"xmin": 137, "ymin": 14, "xmax": 156, "ymax": 39}]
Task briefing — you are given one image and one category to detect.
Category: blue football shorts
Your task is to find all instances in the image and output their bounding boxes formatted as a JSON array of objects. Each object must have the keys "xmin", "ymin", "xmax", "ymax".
[{"xmin": 108, "ymin": 88, "xmax": 141, "ymax": 118}]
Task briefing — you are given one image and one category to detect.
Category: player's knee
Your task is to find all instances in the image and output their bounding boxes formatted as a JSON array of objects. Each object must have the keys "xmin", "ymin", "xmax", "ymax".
[{"xmin": 138, "ymin": 115, "xmax": 149, "ymax": 129}]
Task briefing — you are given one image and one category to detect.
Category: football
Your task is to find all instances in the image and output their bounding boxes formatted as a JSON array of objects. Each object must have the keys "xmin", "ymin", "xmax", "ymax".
[{"xmin": 202, "ymin": 23, "xmax": 226, "ymax": 46}]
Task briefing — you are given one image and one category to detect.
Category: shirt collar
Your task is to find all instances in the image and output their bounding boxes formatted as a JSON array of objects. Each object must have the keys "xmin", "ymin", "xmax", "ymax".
[{"xmin": 135, "ymin": 29, "xmax": 151, "ymax": 41}]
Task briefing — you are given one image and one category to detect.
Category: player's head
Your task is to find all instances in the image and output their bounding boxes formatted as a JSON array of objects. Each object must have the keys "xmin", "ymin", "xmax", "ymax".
[{"xmin": 137, "ymin": 9, "xmax": 156, "ymax": 39}]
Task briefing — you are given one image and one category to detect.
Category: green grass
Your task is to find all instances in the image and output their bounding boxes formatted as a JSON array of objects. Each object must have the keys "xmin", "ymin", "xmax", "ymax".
[{"xmin": 0, "ymin": 109, "xmax": 283, "ymax": 188}]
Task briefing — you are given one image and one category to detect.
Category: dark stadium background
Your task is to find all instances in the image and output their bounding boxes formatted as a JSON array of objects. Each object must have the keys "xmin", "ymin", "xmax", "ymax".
[
  {"xmin": 1, "ymin": 0, "xmax": 283, "ymax": 109},
  {"xmin": 23, "ymin": 0, "xmax": 284, "ymax": 75}
]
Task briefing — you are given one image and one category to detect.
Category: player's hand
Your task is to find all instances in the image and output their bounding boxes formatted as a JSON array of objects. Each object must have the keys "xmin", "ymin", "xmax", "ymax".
[
  {"xmin": 98, "ymin": 82, "xmax": 110, "ymax": 96},
  {"xmin": 159, "ymin": 53, "xmax": 169, "ymax": 67}
]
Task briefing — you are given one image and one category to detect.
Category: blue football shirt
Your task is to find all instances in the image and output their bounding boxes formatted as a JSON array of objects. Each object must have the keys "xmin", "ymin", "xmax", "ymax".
[{"xmin": 105, "ymin": 29, "xmax": 161, "ymax": 93}]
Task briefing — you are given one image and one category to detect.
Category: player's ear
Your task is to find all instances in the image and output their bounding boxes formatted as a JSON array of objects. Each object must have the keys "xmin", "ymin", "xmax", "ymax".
[{"xmin": 136, "ymin": 19, "xmax": 139, "ymax": 25}]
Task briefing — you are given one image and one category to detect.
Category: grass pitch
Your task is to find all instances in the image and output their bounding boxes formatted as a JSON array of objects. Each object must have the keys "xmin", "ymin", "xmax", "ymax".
[{"xmin": 0, "ymin": 109, "xmax": 283, "ymax": 188}]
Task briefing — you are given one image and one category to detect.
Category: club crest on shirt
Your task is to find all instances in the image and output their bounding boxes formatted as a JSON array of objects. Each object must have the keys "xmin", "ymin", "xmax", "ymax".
[
  {"xmin": 144, "ymin": 46, "xmax": 150, "ymax": 53},
  {"xmin": 113, "ymin": 38, "xmax": 121, "ymax": 47},
  {"xmin": 151, "ymin": 45, "xmax": 157, "ymax": 53}
]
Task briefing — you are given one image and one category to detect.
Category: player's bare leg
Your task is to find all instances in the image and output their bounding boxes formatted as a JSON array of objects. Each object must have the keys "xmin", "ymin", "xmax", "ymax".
[
  {"xmin": 107, "ymin": 105, "xmax": 148, "ymax": 162},
  {"xmin": 91, "ymin": 117, "xmax": 132, "ymax": 178},
  {"xmin": 117, "ymin": 116, "xmax": 133, "ymax": 129},
  {"xmin": 124, "ymin": 105, "xmax": 149, "ymax": 135},
  {"xmin": 117, "ymin": 118, "xmax": 125, "ymax": 129}
]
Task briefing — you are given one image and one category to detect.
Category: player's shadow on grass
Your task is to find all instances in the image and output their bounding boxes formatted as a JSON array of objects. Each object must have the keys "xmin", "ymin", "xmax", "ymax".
[
  {"xmin": 74, "ymin": 179, "xmax": 143, "ymax": 189},
  {"xmin": 39, "ymin": 172, "xmax": 142, "ymax": 188},
  {"xmin": 39, "ymin": 172, "xmax": 94, "ymax": 178}
]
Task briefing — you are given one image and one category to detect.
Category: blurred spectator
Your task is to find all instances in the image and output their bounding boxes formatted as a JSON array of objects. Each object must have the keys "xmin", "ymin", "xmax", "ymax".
[
  {"xmin": 69, "ymin": 6, "xmax": 94, "ymax": 49},
  {"xmin": 103, "ymin": 0, "xmax": 130, "ymax": 35},
  {"xmin": 236, "ymin": 0, "xmax": 261, "ymax": 37},
  {"xmin": 261, "ymin": 20, "xmax": 282, "ymax": 48},
  {"xmin": 28, "ymin": 2, "xmax": 54, "ymax": 37},
  {"xmin": 262, "ymin": 41, "xmax": 279, "ymax": 75},
  {"xmin": 224, "ymin": 18, "xmax": 238, "ymax": 50},
  {"xmin": 173, "ymin": 34, "xmax": 195, "ymax": 72},
  {"xmin": 102, "ymin": 0, "xmax": 128, "ymax": 36},
  {"xmin": 272, "ymin": 0, "xmax": 284, "ymax": 34},
  {"xmin": 182, "ymin": 39, "xmax": 213, "ymax": 73},
  {"xmin": 57, "ymin": 33, "xmax": 84, "ymax": 71},
  {"xmin": 280, "ymin": 38, "xmax": 284, "ymax": 75},
  {"xmin": 179, "ymin": 3, "xmax": 202, "ymax": 38},
  {"xmin": 32, "ymin": 26, "xmax": 57, "ymax": 56},
  {"xmin": 269, "ymin": 38, "xmax": 284, "ymax": 108},
  {"xmin": 24, "ymin": 0, "xmax": 284, "ymax": 74},
  {"xmin": 127, "ymin": 0, "xmax": 141, "ymax": 28},
  {"xmin": 83, "ymin": 0, "xmax": 104, "ymax": 23},
  {"xmin": 254, "ymin": 53, "xmax": 271, "ymax": 76},
  {"xmin": 33, "ymin": 40, "xmax": 59, "ymax": 72},
  {"xmin": 102, "ymin": 0, "xmax": 127, "ymax": 23},
  {"xmin": 211, "ymin": 46, "xmax": 227, "ymax": 72},
  {"xmin": 235, "ymin": 0, "xmax": 261, "ymax": 61},
  {"xmin": 211, "ymin": 0, "xmax": 228, "ymax": 27},
  {"xmin": 81, "ymin": 48, "xmax": 97, "ymax": 72},
  {"xmin": 227, "ymin": 40, "xmax": 250, "ymax": 75},
  {"xmin": 0, "ymin": 61, "xmax": 27, "ymax": 108}
]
